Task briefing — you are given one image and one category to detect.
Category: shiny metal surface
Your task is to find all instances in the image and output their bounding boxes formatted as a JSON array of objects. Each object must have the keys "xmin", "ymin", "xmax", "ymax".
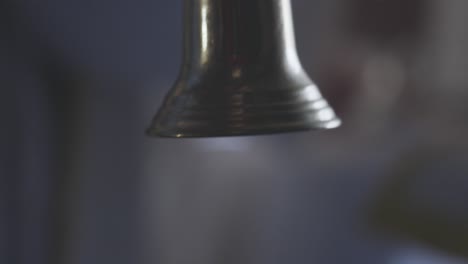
[{"xmin": 147, "ymin": 0, "xmax": 341, "ymax": 138}]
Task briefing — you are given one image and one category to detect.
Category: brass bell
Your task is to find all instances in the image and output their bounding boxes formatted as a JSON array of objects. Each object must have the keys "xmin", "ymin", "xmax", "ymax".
[{"xmin": 147, "ymin": 0, "xmax": 341, "ymax": 138}]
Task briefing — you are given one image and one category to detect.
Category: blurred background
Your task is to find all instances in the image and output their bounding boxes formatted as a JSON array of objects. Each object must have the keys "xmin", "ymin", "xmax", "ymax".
[{"xmin": 2, "ymin": 0, "xmax": 468, "ymax": 263}]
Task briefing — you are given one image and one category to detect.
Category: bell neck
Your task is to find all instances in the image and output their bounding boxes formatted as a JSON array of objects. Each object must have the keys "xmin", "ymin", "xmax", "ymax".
[{"xmin": 182, "ymin": 0, "xmax": 303, "ymax": 74}]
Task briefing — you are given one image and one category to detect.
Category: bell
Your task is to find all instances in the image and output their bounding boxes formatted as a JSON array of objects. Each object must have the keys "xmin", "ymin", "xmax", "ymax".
[{"xmin": 147, "ymin": 0, "xmax": 341, "ymax": 138}]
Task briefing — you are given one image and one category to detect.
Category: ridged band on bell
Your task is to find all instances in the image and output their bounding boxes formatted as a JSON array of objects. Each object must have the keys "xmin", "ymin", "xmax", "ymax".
[{"xmin": 147, "ymin": 0, "xmax": 341, "ymax": 138}]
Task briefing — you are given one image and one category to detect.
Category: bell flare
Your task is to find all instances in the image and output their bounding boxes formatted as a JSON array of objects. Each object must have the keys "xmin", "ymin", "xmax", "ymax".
[{"xmin": 146, "ymin": 82, "xmax": 341, "ymax": 138}]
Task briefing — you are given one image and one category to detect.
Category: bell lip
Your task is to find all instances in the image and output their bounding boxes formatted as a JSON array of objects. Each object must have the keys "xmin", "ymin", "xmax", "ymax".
[{"xmin": 146, "ymin": 118, "xmax": 341, "ymax": 138}]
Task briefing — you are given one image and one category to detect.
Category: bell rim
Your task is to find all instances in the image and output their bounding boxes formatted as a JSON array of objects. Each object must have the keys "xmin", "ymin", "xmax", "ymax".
[{"xmin": 146, "ymin": 118, "xmax": 341, "ymax": 138}]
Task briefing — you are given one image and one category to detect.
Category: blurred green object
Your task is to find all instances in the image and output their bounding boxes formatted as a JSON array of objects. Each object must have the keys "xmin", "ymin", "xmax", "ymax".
[{"xmin": 371, "ymin": 144, "xmax": 468, "ymax": 258}]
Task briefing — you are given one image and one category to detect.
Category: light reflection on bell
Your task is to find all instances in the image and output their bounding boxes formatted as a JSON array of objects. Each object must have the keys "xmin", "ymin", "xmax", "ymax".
[{"xmin": 147, "ymin": 0, "xmax": 341, "ymax": 138}]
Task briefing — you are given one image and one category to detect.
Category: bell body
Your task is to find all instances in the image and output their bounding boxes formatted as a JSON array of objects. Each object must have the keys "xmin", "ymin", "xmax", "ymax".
[{"xmin": 148, "ymin": 0, "xmax": 340, "ymax": 137}]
